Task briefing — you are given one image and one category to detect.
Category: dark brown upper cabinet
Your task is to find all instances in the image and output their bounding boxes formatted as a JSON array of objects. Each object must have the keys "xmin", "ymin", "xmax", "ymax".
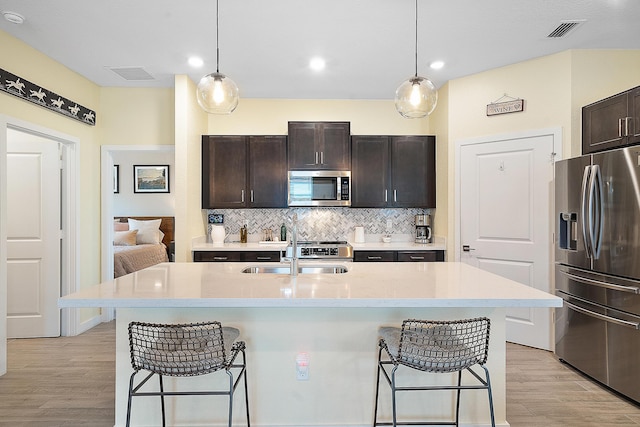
[
  {"xmin": 288, "ymin": 121, "xmax": 351, "ymax": 170},
  {"xmin": 351, "ymin": 135, "xmax": 436, "ymax": 208},
  {"xmin": 583, "ymin": 86, "xmax": 640, "ymax": 154},
  {"xmin": 202, "ymin": 135, "xmax": 287, "ymax": 209}
]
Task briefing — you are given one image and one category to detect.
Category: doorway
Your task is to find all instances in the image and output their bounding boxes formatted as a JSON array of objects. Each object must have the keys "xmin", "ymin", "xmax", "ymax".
[
  {"xmin": 456, "ymin": 128, "xmax": 561, "ymax": 350},
  {"xmin": 0, "ymin": 116, "xmax": 79, "ymax": 371}
]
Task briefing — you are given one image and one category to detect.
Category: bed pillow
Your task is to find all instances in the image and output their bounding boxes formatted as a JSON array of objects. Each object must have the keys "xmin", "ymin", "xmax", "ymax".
[
  {"xmin": 114, "ymin": 230, "xmax": 138, "ymax": 246},
  {"xmin": 114, "ymin": 220, "xmax": 129, "ymax": 232},
  {"xmin": 128, "ymin": 218, "xmax": 162, "ymax": 244}
]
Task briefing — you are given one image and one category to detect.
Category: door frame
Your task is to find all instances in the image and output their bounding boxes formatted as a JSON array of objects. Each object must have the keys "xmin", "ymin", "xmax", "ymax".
[
  {"xmin": 0, "ymin": 115, "xmax": 80, "ymax": 373},
  {"xmin": 454, "ymin": 127, "xmax": 562, "ymax": 261},
  {"xmin": 100, "ymin": 144, "xmax": 175, "ymax": 322}
]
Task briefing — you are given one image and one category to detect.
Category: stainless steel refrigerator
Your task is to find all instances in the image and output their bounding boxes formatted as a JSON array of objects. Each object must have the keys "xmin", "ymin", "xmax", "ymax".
[{"xmin": 555, "ymin": 145, "xmax": 640, "ymax": 403}]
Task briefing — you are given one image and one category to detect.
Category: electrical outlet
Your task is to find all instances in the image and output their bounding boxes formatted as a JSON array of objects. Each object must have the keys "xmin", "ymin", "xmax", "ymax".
[{"xmin": 296, "ymin": 353, "xmax": 309, "ymax": 381}]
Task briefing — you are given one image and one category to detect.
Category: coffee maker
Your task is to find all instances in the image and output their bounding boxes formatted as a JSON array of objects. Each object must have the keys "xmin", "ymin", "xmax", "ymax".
[{"xmin": 415, "ymin": 214, "xmax": 432, "ymax": 243}]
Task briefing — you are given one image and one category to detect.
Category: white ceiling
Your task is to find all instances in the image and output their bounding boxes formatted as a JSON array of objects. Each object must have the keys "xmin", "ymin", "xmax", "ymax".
[{"xmin": 1, "ymin": 0, "xmax": 639, "ymax": 100}]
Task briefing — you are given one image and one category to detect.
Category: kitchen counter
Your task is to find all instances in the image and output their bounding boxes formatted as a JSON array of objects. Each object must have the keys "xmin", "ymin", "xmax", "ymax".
[
  {"xmin": 59, "ymin": 262, "xmax": 559, "ymax": 426},
  {"xmin": 191, "ymin": 237, "xmax": 446, "ymax": 252},
  {"xmin": 59, "ymin": 261, "xmax": 556, "ymax": 308}
]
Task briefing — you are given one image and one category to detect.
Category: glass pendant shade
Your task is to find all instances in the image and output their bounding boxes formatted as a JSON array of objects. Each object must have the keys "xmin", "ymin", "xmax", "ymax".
[
  {"xmin": 395, "ymin": 76, "xmax": 438, "ymax": 118},
  {"xmin": 196, "ymin": 72, "xmax": 239, "ymax": 114}
]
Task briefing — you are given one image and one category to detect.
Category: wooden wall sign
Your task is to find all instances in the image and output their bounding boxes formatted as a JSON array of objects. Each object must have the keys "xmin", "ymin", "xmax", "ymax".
[
  {"xmin": 486, "ymin": 99, "xmax": 525, "ymax": 116},
  {"xmin": 0, "ymin": 67, "xmax": 96, "ymax": 126}
]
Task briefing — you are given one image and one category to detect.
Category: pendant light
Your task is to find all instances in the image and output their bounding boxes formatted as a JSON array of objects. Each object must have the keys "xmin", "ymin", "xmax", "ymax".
[
  {"xmin": 394, "ymin": 0, "xmax": 438, "ymax": 118},
  {"xmin": 196, "ymin": 0, "xmax": 239, "ymax": 114}
]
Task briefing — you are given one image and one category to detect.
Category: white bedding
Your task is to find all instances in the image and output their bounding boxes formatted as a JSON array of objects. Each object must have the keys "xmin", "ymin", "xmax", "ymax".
[{"xmin": 114, "ymin": 244, "xmax": 168, "ymax": 278}]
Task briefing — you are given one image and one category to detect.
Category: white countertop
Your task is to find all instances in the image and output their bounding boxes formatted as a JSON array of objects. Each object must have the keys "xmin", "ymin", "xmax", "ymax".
[
  {"xmin": 59, "ymin": 261, "xmax": 561, "ymax": 309},
  {"xmin": 191, "ymin": 238, "xmax": 446, "ymax": 252}
]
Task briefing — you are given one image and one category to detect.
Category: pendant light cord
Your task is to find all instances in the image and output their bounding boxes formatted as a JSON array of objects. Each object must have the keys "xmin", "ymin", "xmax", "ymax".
[
  {"xmin": 216, "ymin": 0, "xmax": 220, "ymax": 73},
  {"xmin": 414, "ymin": 0, "xmax": 418, "ymax": 78}
]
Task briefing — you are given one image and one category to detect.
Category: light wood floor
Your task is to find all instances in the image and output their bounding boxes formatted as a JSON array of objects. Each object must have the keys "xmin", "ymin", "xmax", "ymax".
[{"xmin": 0, "ymin": 322, "xmax": 638, "ymax": 426}]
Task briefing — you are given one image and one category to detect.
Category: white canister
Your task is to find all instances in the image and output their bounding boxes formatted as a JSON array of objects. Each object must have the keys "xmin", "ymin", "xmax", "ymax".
[
  {"xmin": 211, "ymin": 225, "xmax": 226, "ymax": 244},
  {"xmin": 354, "ymin": 226, "xmax": 365, "ymax": 243}
]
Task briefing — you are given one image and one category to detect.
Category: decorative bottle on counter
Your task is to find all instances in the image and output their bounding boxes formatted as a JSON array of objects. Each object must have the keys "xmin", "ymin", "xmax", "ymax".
[
  {"xmin": 280, "ymin": 223, "xmax": 287, "ymax": 242},
  {"xmin": 240, "ymin": 224, "xmax": 248, "ymax": 243}
]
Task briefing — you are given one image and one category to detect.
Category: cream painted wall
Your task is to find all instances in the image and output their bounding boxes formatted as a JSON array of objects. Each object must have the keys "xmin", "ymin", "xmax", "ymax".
[
  {"xmin": 100, "ymin": 87, "xmax": 174, "ymax": 146},
  {"xmin": 174, "ymin": 75, "xmax": 209, "ymax": 262},
  {"xmin": 0, "ymin": 30, "xmax": 102, "ymax": 326}
]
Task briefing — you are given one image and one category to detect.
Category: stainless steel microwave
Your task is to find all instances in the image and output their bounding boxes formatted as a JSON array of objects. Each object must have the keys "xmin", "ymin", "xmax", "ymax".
[{"xmin": 288, "ymin": 170, "xmax": 351, "ymax": 207}]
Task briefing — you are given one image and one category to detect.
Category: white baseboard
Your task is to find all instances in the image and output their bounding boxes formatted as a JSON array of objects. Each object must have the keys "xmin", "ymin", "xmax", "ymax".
[{"xmin": 76, "ymin": 313, "xmax": 103, "ymax": 335}]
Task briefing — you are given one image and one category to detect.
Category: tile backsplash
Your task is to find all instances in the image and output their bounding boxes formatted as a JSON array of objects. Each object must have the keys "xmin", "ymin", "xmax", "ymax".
[{"xmin": 206, "ymin": 208, "xmax": 432, "ymax": 242}]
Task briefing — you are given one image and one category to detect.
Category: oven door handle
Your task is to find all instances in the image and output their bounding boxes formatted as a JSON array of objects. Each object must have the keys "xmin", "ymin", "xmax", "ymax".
[
  {"xmin": 564, "ymin": 300, "xmax": 640, "ymax": 330},
  {"xmin": 562, "ymin": 270, "xmax": 640, "ymax": 294}
]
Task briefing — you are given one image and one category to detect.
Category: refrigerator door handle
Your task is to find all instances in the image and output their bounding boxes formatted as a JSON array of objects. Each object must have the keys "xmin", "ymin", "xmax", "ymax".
[
  {"xmin": 564, "ymin": 300, "xmax": 640, "ymax": 330},
  {"xmin": 591, "ymin": 165, "xmax": 604, "ymax": 260},
  {"xmin": 562, "ymin": 270, "xmax": 640, "ymax": 294},
  {"xmin": 581, "ymin": 165, "xmax": 593, "ymax": 258}
]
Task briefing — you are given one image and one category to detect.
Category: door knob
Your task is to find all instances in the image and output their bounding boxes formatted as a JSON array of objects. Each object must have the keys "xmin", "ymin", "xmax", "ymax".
[{"xmin": 462, "ymin": 245, "xmax": 476, "ymax": 252}]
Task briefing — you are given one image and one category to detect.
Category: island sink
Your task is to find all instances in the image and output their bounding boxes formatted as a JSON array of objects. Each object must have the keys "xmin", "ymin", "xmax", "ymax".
[{"xmin": 241, "ymin": 265, "xmax": 348, "ymax": 274}]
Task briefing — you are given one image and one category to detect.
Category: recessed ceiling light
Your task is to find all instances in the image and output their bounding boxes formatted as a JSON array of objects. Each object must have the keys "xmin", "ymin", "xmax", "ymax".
[
  {"xmin": 430, "ymin": 60, "xmax": 445, "ymax": 70},
  {"xmin": 3, "ymin": 11, "xmax": 25, "ymax": 24},
  {"xmin": 309, "ymin": 57, "xmax": 326, "ymax": 71},
  {"xmin": 188, "ymin": 56, "xmax": 204, "ymax": 68}
]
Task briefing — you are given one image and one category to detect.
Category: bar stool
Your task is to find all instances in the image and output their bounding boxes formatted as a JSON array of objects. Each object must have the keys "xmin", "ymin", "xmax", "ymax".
[
  {"xmin": 373, "ymin": 317, "xmax": 495, "ymax": 427},
  {"xmin": 126, "ymin": 321, "xmax": 250, "ymax": 427}
]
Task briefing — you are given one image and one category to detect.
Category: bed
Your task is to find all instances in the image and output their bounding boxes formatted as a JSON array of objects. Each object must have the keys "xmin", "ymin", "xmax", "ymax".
[{"xmin": 113, "ymin": 216, "xmax": 174, "ymax": 278}]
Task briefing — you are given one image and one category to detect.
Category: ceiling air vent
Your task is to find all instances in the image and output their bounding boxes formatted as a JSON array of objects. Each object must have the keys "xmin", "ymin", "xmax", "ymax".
[
  {"xmin": 107, "ymin": 66, "xmax": 154, "ymax": 81},
  {"xmin": 547, "ymin": 20, "xmax": 585, "ymax": 38}
]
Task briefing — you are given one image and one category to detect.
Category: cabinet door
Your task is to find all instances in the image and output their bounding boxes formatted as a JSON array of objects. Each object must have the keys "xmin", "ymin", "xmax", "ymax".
[
  {"xmin": 582, "ymin": 92, "xmax": 628, "ymax": 154},
  {"xmin": 628, "ymin": 87, "xmax": 640, "ymax": 145},
  {"xmin": 202, "ymin": 136, "xmax": 247, "ymax": 208},
  {"xmin": 351, "ymin": 136, "xmax": 390, "ymax": 207},
  {"xmin": 397, "ymin": 251, "xmax": 438, "ymax": 262},
  {"xmin": 193, "ymin": 251, "xmax": 242, "ymax": 262},
  {"xmin": 288, "ymin": 122, "xmax": 318, "ymax": 169},
  {"xmin": 248, "ymin": 136, "xmax": 287, "ymax": 207},
  {"xmin": 390, "ymin": 136, "xmax": 436, "ymax": 208},
  {"xmin": 319, "ymin": 122, "xmax": 351, "ymax": 169},
  {"xmin": 354, "ymin": 251, "xmax": 396, "ymax": 262},
  {"xmin": 243, "ymin": 251, "xmax": 281, "ymax": 262}
]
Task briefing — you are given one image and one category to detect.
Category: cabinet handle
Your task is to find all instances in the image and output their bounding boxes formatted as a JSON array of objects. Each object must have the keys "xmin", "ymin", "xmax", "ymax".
[
  {"xmin": 410, "ymin": 256, "xmax": 425, "ymax": 260},
  {"xmin": 241, "ymin": 190, "xmax": 245, "ymax": 203},
  {"xmin": 619, "ymin": 118, "xmax": 624, "ymax": 138},
  {"xmin": 213, "ymin": 256, "xmax": 228, "ymax": 261},
  {"xmin": 320, "ymin": 151, "xmax": 324, "ymax": 165},
  {"xmin": 367, "ymin": 256, "xmax": 382, "ymax": 260},
  {"xmin": 250, "ymin": 190, "xmax": 254, "ymax": 203},
  {"xmin": 385, "ymin": 190, "xmax": 388, "ymax": 202},
  {"xmin": 625, "ymin": 117, "xmax": 631, "ymax": 137},
  {"xmin": 315, "ymin": 151, "xmax": 319, "ymax": 164},
  {"xmin": 394, "ymin": 190, "xmax": 397, "ymax": 202},
  {"xmin": 256, "ymin": 256, "xmax": 271, "ymax": 260}
]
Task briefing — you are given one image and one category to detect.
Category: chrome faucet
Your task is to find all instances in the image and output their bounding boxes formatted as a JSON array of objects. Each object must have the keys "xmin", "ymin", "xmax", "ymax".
[{"xmin": 289, "ymin": 213, "xmax": 299, "ymax": 277}]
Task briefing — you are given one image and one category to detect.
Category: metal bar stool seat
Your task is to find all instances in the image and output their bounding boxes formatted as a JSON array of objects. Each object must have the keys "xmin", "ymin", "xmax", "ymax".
[
  {"xmin": 126, "ymin": 321, "xmax": 250, "ymax": 427},
  {"xmin": 373, "ymin": 317, "xmax": 495, "ymax": 427}
]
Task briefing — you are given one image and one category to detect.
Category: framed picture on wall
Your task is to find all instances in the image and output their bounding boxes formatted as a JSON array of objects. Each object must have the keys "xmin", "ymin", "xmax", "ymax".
[
  {"xmin": 133, "ymin": 165, "xmax": 170, "ymax": 193},
  {"xmin": 113, "ymin": 165, "xmax": 119, "ymax": 193}
]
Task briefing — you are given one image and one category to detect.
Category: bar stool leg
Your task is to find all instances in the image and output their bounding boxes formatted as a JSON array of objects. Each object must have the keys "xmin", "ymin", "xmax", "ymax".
[
  {"xmin": 158, "ymin": 374, "xmax": 166, "ymax": 427},
  {"xmin": 242, "ymin": 350, "xmax": 251, "ymax": 426},
  {"xmin": 455, "ymin": 370, "xmax": 463, "ymax": 427},
  {"xmin": 391, "ymin": 366, "xmax": 399, "ymax": 427},
  {"xmin": 126, "ymin": 372, "xmax": 136, "ymax": 427},
  {"xmin": 483, "ymin": 366, "xmax": 496, "ymax": 427},
  {"xmin": 372, "ymin": 347, "xmax": 383, "ymax": 427},
  {"xmin": 226, "ymin": 370, "xmax": 234, "ymax": 427}
]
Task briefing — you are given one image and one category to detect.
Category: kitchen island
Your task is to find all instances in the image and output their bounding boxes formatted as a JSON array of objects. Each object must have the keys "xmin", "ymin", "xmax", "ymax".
[{"xmin": 59, "ymin": 261, "xmax": 561, "ymax": 427}]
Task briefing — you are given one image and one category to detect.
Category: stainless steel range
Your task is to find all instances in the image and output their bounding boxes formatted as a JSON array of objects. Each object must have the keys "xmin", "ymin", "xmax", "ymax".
[{"xmin": 285, "ymin": 240, "xmax": 353, "ymax": 260}]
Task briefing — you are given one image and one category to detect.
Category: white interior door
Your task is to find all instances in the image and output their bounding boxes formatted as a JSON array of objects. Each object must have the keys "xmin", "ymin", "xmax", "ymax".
[
  {"xmin": 7, "ymin": 129, "xmax": 60, "ymax": 338},
  {"xmin": 458, "ymin": 130, "xmax": 558, "ymax": 350}
]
